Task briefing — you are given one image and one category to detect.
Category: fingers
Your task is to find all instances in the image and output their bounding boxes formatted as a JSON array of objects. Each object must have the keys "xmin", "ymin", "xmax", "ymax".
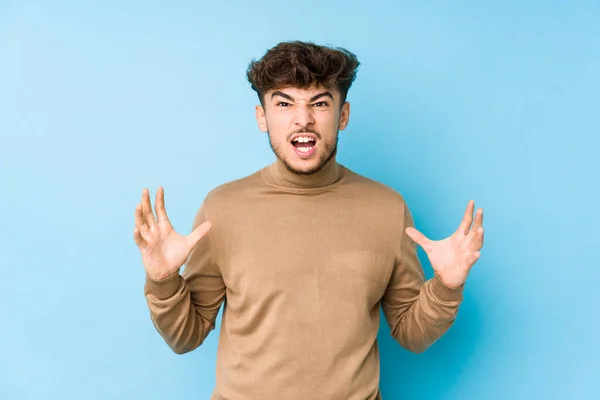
[
  {"xmin": 470, "ymin": 225, "xmax": 484, "ymax": 250},
  {"xmin": 134, "ymin": 203, "xmax": 146, "ymax": 229},
  {"xmin": 405, "ymin": 226, "xmax": 432, "ymax": 251},
  {"xmin": 458, "ymin": 200, "xmax": 475, "ymax": 235},
  {"xmin": 466, "ymin": 251, "xmax": 481, "ymax": 267},
  {"xmin": 155, "ymin": 186, "xmax": 170, "ymax": 223},
  {"xmin": 463, "ymin": 223, "xmax": 484, "ymax": 259},
  {"xmin": 133, "ymin": 226, "xmax": 145, "ymax": 246},
  {"xmin": 134, "ymin": 203, "xmax": 150, "ymax": 246},
  {"xmin": 142, "ymin": 188, "xmax": 157, "ymax": 227},
  {"xmin": 475, "ymin": 208, "xmax": 484, "ymax": 246},
  {"xmin": 472, "ymin": 207, "xmax": 484, "ymax": 231},
  {"xmin": 135, "ymin": 187, "xmax": 161, "ymax": 248},
  {"xmin": 467, "ymin": 206, "xmax": 484, "ymax": 249},
  {"xmin": 187, "ymin": 221, "xmax": 213, "ymax": 248}
]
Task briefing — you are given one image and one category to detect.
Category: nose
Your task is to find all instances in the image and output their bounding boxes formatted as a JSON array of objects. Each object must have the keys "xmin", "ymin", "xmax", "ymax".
[{"xmin": 293, "ymin": 103, "xmax": 315, "ymax": 128}]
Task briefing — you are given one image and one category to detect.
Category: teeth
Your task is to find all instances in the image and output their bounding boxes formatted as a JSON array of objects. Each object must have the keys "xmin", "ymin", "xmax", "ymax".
[
  {"xmin": 297, "ymin": 146, "xmax": 313, "ymax": 153},
  {"xmin": 293, "ymin": 136, "xmax": 315, "ymax": 143}
]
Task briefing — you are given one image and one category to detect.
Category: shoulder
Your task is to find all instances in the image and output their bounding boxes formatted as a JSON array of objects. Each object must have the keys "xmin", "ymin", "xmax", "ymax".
[
  {"xmin": 196, "ymin": 167, "xmax": 265, "ymax": 218},
  {"xmin": 342, "ymin": 166, "xmax": 409, "ymax": 208},
  {"xmin": 339, "ymin": 165, "xmax": 414, "ymax": 230},
  {"xmin": 207, "ymin": 169, "xmax": 264, "ymax": 199}
]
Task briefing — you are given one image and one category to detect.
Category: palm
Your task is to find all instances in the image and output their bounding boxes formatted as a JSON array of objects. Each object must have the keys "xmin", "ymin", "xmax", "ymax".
[
  {"xmin": 405, "ymin": 200, "xmax": 484, "ymax": 289},
  {"xmin": 133, "ymin": 187, "xmax": 212, "ymax": 280},
  {"xmin": 138, "ymin": 220, "xmax": 186, "ymax": 275},
  {"xmin": 155, "ymin": 228, "xmax": 190, "ymax": 271}
]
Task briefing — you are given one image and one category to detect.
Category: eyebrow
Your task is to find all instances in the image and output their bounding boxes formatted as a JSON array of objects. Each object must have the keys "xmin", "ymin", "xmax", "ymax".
[{"xmin": 271, "ymin": 90, "xmax": 334, "ymax": 103}]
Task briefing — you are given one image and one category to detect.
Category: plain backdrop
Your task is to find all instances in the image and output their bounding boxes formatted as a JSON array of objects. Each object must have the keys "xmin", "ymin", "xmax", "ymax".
[{"xmin": 1, "ymin": 1, "xmax": 599, "ymax": 399}]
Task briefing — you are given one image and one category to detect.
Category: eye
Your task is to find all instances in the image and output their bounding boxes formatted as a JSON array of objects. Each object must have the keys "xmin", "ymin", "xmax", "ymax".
[
  {"xmin": 313, "ymin": 102, "xmax": 328, "ymax": 107},
  {"xmin": 276, "ymin": 102, "xmax": 291, "ymax": 107}
]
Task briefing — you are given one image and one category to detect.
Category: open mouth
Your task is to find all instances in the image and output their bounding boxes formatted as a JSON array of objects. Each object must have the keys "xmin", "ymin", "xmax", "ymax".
[{"xmin": 290, "ymin": 135, "xmax": 318, "ymax": 158}]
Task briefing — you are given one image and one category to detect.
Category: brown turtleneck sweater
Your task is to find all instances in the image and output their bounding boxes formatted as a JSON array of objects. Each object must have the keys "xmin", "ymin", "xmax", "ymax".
[{"xmin": 143, "ymin": 155, "xmax": 464, "ymax": 400}]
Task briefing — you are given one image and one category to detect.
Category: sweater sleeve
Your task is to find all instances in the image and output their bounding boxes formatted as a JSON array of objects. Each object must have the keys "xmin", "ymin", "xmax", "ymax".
[
  {"xmin": 381, "ymin": 201, "xmax": 464, "ymax": 354},
  {"xmin": 143, "ymin": 201, "xmax": 226, "ymax": 354}
]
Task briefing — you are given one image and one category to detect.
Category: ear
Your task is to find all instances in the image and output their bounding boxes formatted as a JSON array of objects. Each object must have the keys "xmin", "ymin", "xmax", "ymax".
[
  {"xmin": 338, "ymin": 101, "xmax": 350, "ymax": 131},
  {"xmin": 255, "ymin": 104, "xmax": 268, "ymax": 132}
]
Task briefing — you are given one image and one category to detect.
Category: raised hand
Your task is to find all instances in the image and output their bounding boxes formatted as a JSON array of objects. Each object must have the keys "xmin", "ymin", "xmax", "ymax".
[
  {"xmin": 133, "ymin": 187, "xmax": 212, "ymax": 280},
  {"xmin": 405, "ymin": 200, "xmax": 484, "ymax": 289}
]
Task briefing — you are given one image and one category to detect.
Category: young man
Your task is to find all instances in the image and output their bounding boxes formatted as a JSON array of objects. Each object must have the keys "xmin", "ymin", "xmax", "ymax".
[{"xmin": 134, "ymin": 41, "xmax": 484, "ymax": 400}]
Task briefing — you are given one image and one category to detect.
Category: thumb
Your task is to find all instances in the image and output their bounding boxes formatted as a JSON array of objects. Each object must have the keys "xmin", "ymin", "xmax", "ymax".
[
  {"xmin": 405, "ymin": 226, "xmax": 431, "ymax": 249},
  {"xmin": 187, "ymin": 221, "xmax": 213, "ymax": 248}
]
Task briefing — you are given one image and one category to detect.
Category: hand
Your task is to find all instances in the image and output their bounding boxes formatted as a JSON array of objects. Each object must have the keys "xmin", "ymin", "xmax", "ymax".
[
  {"xmin": 133, "ymin": 187, "xmax": 212, "ymax": 280},
  {"xmin": 405, "ymin": 200, "xmax": 484, "ymax": 289}
]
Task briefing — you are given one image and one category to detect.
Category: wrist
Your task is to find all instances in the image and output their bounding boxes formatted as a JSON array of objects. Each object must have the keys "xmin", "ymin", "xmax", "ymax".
[
  {"xmin": 144, "ymin": 270, "xmax": 182, "ymax": 300},
  {"xmin": 147, "ymin": 268, "xmax": 179, "ymax": 281},
  {"xmin": 431, "ymin": 273, "xmax": 464, "ymax": 302}
]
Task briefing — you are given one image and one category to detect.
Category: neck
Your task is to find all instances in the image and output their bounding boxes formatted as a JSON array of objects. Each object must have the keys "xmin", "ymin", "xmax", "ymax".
[{"xmin": 268, "ymin": 150, "xmax": 343, "ymax": 189}]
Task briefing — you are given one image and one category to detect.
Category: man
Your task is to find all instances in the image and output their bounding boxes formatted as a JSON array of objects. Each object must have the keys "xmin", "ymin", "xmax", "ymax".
[{"xmin": 134, "ymin": 41, "xmax": 484, "ymax": 400}]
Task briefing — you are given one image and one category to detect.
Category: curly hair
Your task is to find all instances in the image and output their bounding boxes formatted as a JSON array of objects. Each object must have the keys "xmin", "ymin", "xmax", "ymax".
[{"xmin": 246, "ymin": 40, "xmax": 360, "ymax": 107}]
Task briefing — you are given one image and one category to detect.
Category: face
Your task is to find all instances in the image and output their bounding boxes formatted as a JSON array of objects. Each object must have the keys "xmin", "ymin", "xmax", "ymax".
[{"xmin": 255, "ymin": 85, "xmax": 350, "ymax": 175}]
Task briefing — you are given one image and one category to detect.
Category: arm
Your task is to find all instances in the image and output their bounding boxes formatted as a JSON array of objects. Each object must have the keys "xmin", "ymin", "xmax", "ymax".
[
  {"xmin": 381, "ymin": 203, "xmax": 464, "ymax": 354},
  {"xmin": 143, "ymin": 202, "xmax": 226, "ymax": 354}
]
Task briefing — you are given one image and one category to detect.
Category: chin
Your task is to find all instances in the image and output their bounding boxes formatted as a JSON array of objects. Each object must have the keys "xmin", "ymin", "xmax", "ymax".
[
  {"xmin": 284, "ymin": 149, "xmax": 334, "ymax": 175},
  {"xmin": 269, "ymin": 133, "xmax": 338, "ymax": 175}
]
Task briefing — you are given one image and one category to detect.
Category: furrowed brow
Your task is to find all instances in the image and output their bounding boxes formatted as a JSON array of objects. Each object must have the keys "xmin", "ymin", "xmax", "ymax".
[
  {"xmin": 271, "ymin": 91, "xmax": 294, "ymax": 101},
  {"xmin": 309, "ymin": 91, "xmax": 333, "ymax": 102},
  {"xmin": 271, "ymin": 91, "xmax": 334, "ymax": 103}
]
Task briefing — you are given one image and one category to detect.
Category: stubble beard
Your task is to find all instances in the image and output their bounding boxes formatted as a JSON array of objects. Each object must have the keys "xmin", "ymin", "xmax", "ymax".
[{"xmin": 268, "ymin": 128, "xmax": 339, "ymax": 176}]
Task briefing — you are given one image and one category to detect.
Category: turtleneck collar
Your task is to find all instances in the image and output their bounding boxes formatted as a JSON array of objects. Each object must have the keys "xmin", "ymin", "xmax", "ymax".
[{"xmin": 263, "ymin": 150, "xmax": 345, "ymax": 190}]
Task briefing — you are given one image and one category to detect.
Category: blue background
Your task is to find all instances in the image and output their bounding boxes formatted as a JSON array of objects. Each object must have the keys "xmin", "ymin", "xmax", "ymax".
[{"xmin": 1, "ymin": 1, "xmax": 599, "ymax": 399}]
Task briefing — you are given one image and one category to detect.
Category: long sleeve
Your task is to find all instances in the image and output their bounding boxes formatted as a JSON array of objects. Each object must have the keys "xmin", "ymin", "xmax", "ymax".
[
  {"xmin": 143, "ymin": 202, "xmax": 226, "ymax": 354},
  {"xmin": 381, "ymin": 202, "xmax": 465, "ymax": 354}
]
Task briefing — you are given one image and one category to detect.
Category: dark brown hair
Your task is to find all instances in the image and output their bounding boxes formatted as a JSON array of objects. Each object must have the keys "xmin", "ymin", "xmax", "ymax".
[{"xmin": 246, "ymin": 40, "xmax": 360, "ymax": 107}]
